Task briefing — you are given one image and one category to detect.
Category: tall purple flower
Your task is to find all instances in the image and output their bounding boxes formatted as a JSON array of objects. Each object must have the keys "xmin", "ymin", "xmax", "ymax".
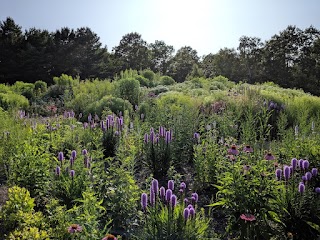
[
  {"xmin": 82, "ymin": 149, "xmax": 88, "ymax": 155},
  {"xmin": 165, "ymin": 131, "xmax": 171, "ymax": 144},
  {"xmin": 165, "ymin": 189, "xmax": 172, "ymax": 202},
  {"xmin": 298, "ymin": 183, "xmax": 305, "ymax": 193},
  {"xmin": 189, "ymin": 207, "xmax": 195, "ymax": 217},
  {"xmin": 141, "ymin": 193, "xmax": 148, "ymax": 211},
  {"xmin": 150, "ymin": 190, "xmax": 155, "ymax": 206},
  {"xmin": 191, "ymin": 193, "xmax": 199, "ymax": 203},
  {"xmin": 193, "ymin": 132, "xmax": 200, "ymax": 143},
  {"xmin": 160, "ymin": 187, "xmax": 165, "ymax": 199},
  {"xmin": 311, "ymin": 168, "xmax": 318, "ymax": 176},
  {"xmin": 152, "ymin": 179, "xmax": 159, "ymax": 195},
  {"xmin": 283, "ymin": 165, "xmax": 290, "ymax": 181},
  {"xmin": 170, "ymin": 194, "xmax": 177, "ymax": 207},
  {"xmin": 70, "ymin": 157, "xmax": 75, "ymax": 167},
  {"xmin": 58, "ymin": 152, "xmax": 64, "ymax": 161},
  {"xmin": 183, "ymin": 208, "xmax": 190, "ymax": 220},
  {"xmin": 264, "ymin": 152, "xmax": 275, "ymax": 160},
  {"xmin": 291, "ymin": 158, "xmax": 298, "ymax": 170},
  {"xmin": 305, "ymin": 172, "xmax": 312, "ymax": 181},
  {"xmin": 168, "ymin": 180, "xmax": 174, "ymax": 190},
  {"xmin": 315, "ymin": 187, "xmax": 320, "ymax": 194},
  {"xmin": 302, "ymin": 175, "xmax": 307, "ymax": 182},
  {"xmin": 144, "ymin": 133, "xmax": 149, "ymax": 144},
  {"xmin": 228, "ymin": 145, "xmax": 239, "ymax": 155},
  {"xmin": 298, "ymin": 159, "xmax": 304, "ymax": 169},
  {"xmin": 55, "ymin": 166, "xmax": 61, "ymax": 176},
  {"xmin": 180, "ymin": 182, "xmax": 186, "ymax": 191},
  {"xmin": 302, "ymin": 160, "xmax": 310, "ymax": 170},
  {"xmin": 71, "ymin": 150, "xmax": 77, "ymax": 160},
  {"xmin": 275, "ymin": 169, "xmax": 282, "ymax": 180},
  {"xmin": 70, "ymin": 170, "xmax": 75, "ymax": 178}
]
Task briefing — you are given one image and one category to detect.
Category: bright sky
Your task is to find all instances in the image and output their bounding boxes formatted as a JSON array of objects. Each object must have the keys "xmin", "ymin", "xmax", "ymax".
[{"xmin": 1, "ymin": 0, "xmax": 320, "ymax": 56}]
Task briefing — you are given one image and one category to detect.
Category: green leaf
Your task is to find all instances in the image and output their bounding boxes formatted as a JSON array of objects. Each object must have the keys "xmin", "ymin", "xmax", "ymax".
[{"xmin": 207, "ymin": 201, "xmax": 226, "ymax": 207}]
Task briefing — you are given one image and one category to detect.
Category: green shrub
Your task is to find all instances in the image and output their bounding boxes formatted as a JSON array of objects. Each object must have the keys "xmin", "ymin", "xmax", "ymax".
[{"xmin": 160, "ymin": 76, "xmax": 175, "ymax": 86}]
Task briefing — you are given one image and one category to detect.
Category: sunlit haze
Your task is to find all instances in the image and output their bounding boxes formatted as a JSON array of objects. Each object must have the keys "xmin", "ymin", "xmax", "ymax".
[{"xmin": 1, "ymin": 0, "xmax": 320, "ymax": 56}]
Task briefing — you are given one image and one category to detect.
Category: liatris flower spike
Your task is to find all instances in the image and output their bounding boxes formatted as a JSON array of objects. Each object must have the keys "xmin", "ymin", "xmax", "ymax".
[
  {"xmin": 141, "ymin": 193, "xmax": 148, "ymax": 211},
  {"xmin": 168, "ymin": 180, "xmax": 174, "ymax": 190}
]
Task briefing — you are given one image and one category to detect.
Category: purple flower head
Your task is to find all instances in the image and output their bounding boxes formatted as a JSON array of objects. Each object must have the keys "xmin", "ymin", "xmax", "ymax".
[
  {"xmin": 160, "ymin": 187, "xmax": 165, "ymax": 199},
  {"xmin": 228, "ymin": 145, "xmax": 239, "ymax": 155},
  {"xmin": 82, "ymin": 149, "xmax": 88, "ymax": 155},
  {"xmin": 150, "ymin": 190, "xmax": 155, "ymax": 206},
  {"xmin": 193, "ymin": 132, "xmax": 200, "ymax": 142},
  {"xmin": 264, "ymin": 152, "xmax": 275, "ymax": 160},
  {"xmin": 144, "ymin": 133, "xmax": 149, "ymax": 144},
  {"xmin": 191, "ymin": 193, "xmax": 199, "ymax": 203},
  {"xmin": 114, "ymin": 131, "xmax": 119, "ymax": 136},
  {"xmin": 302, "ymin": 175, "xmax": 307, "ymax": 182},
  {"xmin": 275, "ymin": 169, "xmax": 282, "ymax": 180},
  {"xmin": 71, "ymin": 150, "xmax": 77, "ymax": 159},
  {"xmin": 283, "ymin": 165, "xmax": 290, "ymax": 181},
  {"xmin": 70, "ymin": 170, "xmax": 75, "ymax": 178},
  {"xmin": 189, "ymin": 207, "xmax": 195, "ymax": 217},
  {"xmin": 184, "ymin": 198, "xmax": 189, "ymax": 205},
  {"xmin": 289, "ymin": 166, "xmax": 293, "ymax": 175},
  {"xmin": 180, "ymin": 182, "xmax": 186, "ymax": 190},
  {"xmin": 83, "ymin": 122, "xmax": 88, "ymax": 129},
  {"xmin": 291, "ymin": 158, "xmax": 298, "ymax": 170},
  {"xmin": 187, "ymin": 204, "xmax": 193, "ymax": 209},
  {"xmin": 165, "ymin": 189, "xmax": 172, "ymax": 202},
  {"xmin": 311, "ymin": 168, "xmax": 318, "ymax": 176},
  {"xmin": 141, "ymin": 193, "xmax": 148, "ymax": 210},
  {"xmin": 243, "ymin": 145, "xmax": 253, "ymax": 153},
  {"xmin": 68, "ymin": 224, "xmax": 82, "ymax": 233},
  {"xmin": 302, "ymin": 160, "xmax": 310, "ymax": 170},
  {"xmin": 168, "ymin": 180, "xmax": 174, "ymax": 190},
  {"xmin": 165, "ymin": 131, "xmax": 171, "ymax": 144},
  {"xmin": 58, "ymin": 152, "xmax": 64, "ymax": 161},
  {"xmin": 315, "ymin": 187, "xmax": 320, "ymax": 194},
  {"xmin": 305, "ymin": 172, "xmax": 312, "ymax": 181},
  {"xmin": 88, "ymin": 113, "xmax": 92, "ymax": 123},
  {"xmin": 159, "ymin": 126, "xmax": 165, "ymax": 137},
  {"xmin": 183, "ymin": 208, "xmax": 190, "ymax": 220},
  {"xmin": 55, "ymin": 166, "xmax": 61, "ymax": 176},
  {"xmin": 298, "ymin": 183, "xmax": 305, "ymax": 193},
  {"xmin": 170, "ymin": 194, "xmax": 177, "ymax": 207},
  {"xmin": 152, "ymin": 179, "xmax": 159, "ymax": 194},
  {"xmin": 70, "ymin": 157, "xmax": 75, "ymax": 167}
]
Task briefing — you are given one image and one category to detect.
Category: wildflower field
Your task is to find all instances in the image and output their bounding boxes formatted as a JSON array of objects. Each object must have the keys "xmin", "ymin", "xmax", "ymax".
[{"xmin": 0, "ymin": 71, "xmax": 320, "ymax": 239}]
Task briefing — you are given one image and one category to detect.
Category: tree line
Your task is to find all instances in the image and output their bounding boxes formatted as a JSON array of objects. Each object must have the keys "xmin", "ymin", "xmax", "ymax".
[{"xmin": 1, "ymin": 17, "xmax": 320, "ymax": 95}]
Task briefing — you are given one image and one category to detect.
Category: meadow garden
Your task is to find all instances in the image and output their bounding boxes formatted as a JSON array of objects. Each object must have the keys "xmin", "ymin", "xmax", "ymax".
[{"xmin": 0, "ymin": 71, "xmax": 320, "ymax": 239}]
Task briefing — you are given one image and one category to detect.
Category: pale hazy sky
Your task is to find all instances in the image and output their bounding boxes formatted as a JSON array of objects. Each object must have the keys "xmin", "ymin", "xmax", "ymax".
[{"xmin": 1, "ymin": 0, "xmax": 320, "ymax": 56}]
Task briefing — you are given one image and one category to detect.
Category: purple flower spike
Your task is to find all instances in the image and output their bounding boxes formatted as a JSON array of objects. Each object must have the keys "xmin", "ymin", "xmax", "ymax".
[
  {"xmin": 305, "ymin": 172, "xmax": 312, "ymax": 181},
  {"xmin": 70, "ymin": 170, "xmax": 75, "ymax": 178},
  {"xmin": 71, "ymin": 150, "xmax": 77, "ymax": 159},
  {"xmin": 70, "ymin": 157, "xmax": 75, "ymax": 166},
  {"xmin": 298, "ymin": 183, "xmax": 305, "ymax": 193},
  {"xmin": 183, "ymin": 208, "xmax": 190, "ymax": 220},
  {"xmin": 184, "ymin": 198, "xmax": 189, "ymax": 205},
  {"xmin": 141, "ymin": 193, "xmax": 148, "ymax": 211},
  {"xmin": 302, "ymin": 175, "xmax": 307, "ymax": 182},
  {"xmin": 152, "ymin": 179, "xmax": 159, "ymax": 195},
  {"xmin": 150, "ymin": 191, "xmax": 155, "ymax": 206},
  {"xmin": 144, "ymin": 133, "xmax": 149, "ymax": 144},
  {"xmin": 160, "ymin": 187, "xmax": 165, "ymax": 199},
  {"xmin": 189, "ymin": 207, "xmax": 195, "ymax": 217},
  {"xmin": 275, "ymin": 169, "xmax": 282, "ymax": 180},
  {"xmin": 192, "ymin": 193, "xmax": 199, "ymax": 203},
  {"xmin": 58, "ymin": 152, "xmax": 64, "ymax": 161},
  {"xmin": 302, "ymin": 160, "xmax": 310, "ymax": 170},
  {"xmin": 55, "ymin": 166, "xmax": 61, "ymax": 176},
  {"xmin": 170, "ymin": 194, "xmax": 177, "ymax": 207},
  {"xmin": 298, "ymin": 159, "xmax": 304, "ymax": 169},
  {"xmin": 180, "ymin": 182, "xmax": 186, "ymax": 190},
  {"xmin": 283, "ymin": 166, "xmax": 290, "ymax": 181},
  {"xmin": 291, "ymin": 158, "xmax": 298, "ymax": 170},
  {"xmin": 165, "ymin": 131, "xmax": 171, "ymax": 143},
  {"xmin": 165, "ymin": 189, "xmax": 172, "ymax": 202},
  {"xmin": 311, "ymin": 168, "xmax": 318, "ymax": 176},
  {"xmin": 187, "ymin": 204, "xmax": 193, "ymax": 209},
  {"xmin": 168, "ymin": 180, "xmax": 174, "ymax": 190},
  {"xmin": 82, "ymin": 149, "xmax": 88, "ymax": 155},
  {"xmin": 315, "ymin": 187, "xmax": 320, "ymax": 194}
]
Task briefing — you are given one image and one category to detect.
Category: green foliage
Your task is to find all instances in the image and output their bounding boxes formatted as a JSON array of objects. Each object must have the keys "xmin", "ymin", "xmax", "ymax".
[
  {"xmin": 160, "ymin": 75, "xmax": 175, "ymax": 85},
  {"xmin": 0, "ymin": 92, "xmax": 29, "ymax": 110},
  {"xmin": 12, "ymin": 81, "xmax": 35, "ymax": 100},
  {"xmin": 116, "ymin": 77, "xmax": 140, "ymax": 106}
]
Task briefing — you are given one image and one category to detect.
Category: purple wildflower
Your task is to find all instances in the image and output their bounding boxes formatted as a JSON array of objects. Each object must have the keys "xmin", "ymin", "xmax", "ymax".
[
  {"xmin": 305, "ymin": 172, "xmax": 312, "ymax": 181},
  {"xmin": 165, "ymin": 189, "xmax": 172, "ymax": 202},
  {"xmin": 276, "ymin": 169, "xmax": 282, "ymax": 180},
  {"xmin": 82, "ymin": 149, "xmax": 88, "ymax": 155},
  {"xmin": 180, "ymin": 182, "xmax": 186, "ymax": 190},
  {"xmin": 184, "ymin": 198, "xmax": 189, "ymax": 205},
  {"xmin": 183, "ymin": 208, "xmax": 190, "ymax": 220},
  {"xmin": 187, "ymin": 204, "xmax": 193, "ymax": 209},
  {"xmin": 189, "ymin": 207, "xmax": 195, "ymax": 217},
  {"xmin": 141, "ymin": 193, "xmax": 148, "ymax": 211},
  {"xmin": 243, "ymin": 145, "xmax": 253, "ymax": 153},
  {"xmin": 311, "ymin": 168, "xmax": 318, "ymax": 176},
  {"xmin": 168, "ymin": 180, "xmax": 174, "ymax": 190},
  {"xmin": 291, "ymin": 158, "xmax": 298, "ymax": 170},
  {"xmin": 298, "ymin": 183, "xmax": 305, "ymax": 193},
  {"xmin": 150, "ymin": 190, "xmax": 155, "ymax": 206},
  {"xmin": 58, "ymin": 152, "xmax": 64, "ymax": 161},
  {"xmin": 144, "ymin": 133, "xmax": 149, "ymax": 144},
  {"xmin": 228, "ymin": 145, "xmax": 239, "ymax": 155},
  {"xmin": 71, "ymin": 150, "xmax": 77, "ymax": 159},
  {"xmin": 55, "ymin": 166, "xmax": 61, "ymax": 176},
  {"xmin": 302, "ymin": 175, "xmax": 307, "ymax": 182},
  {"xmin": 152, "ymin": 179, "xmax": 159, "ymax": 195},
  {"xmin": 170, "ymin": 194, "xmax": 177, "ymax": 207},
  {"xmin": 192, "ymin": 193, "xmax": 199, "ymax": 203},
  {"xmin": 160, "ymin": 187, "xmax": 165, "ymax": 199},
  {"xmin": 70, "ymin": 170, "xmax": 75, "ymax": 178},
  {"xmin": 302, "ymin": 160, "xmax": 310, "ymax": 170},
  {"xmin": 70, "ymin": 157, "xmax": 75, "ymax": 167},
  {"xmin": 298, "ymin": 159, "xmax": 304, "ymax": 169},
  {"xmin": 315, "ymin": 187, "xmax": 320, "ymax": 194},
  {"xmin": 165, "ymin": 131, "xmax": 171, "ymax": 143},
  {"xmin": 68, "ymin": 224, "xmax": 82, "ymax": 233},
  {"xmin": 264, "ymin": 152, "xmax": 275, "ymax": 160},
  {"xmin": 283, "ymin": 165, "xmax": 290, "ymax": 181}
]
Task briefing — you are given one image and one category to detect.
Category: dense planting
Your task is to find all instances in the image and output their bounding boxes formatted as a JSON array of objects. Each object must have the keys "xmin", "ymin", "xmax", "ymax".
[{"xmin": 0, "ymin": 71, "xmax": 320, "ymax": 239}]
